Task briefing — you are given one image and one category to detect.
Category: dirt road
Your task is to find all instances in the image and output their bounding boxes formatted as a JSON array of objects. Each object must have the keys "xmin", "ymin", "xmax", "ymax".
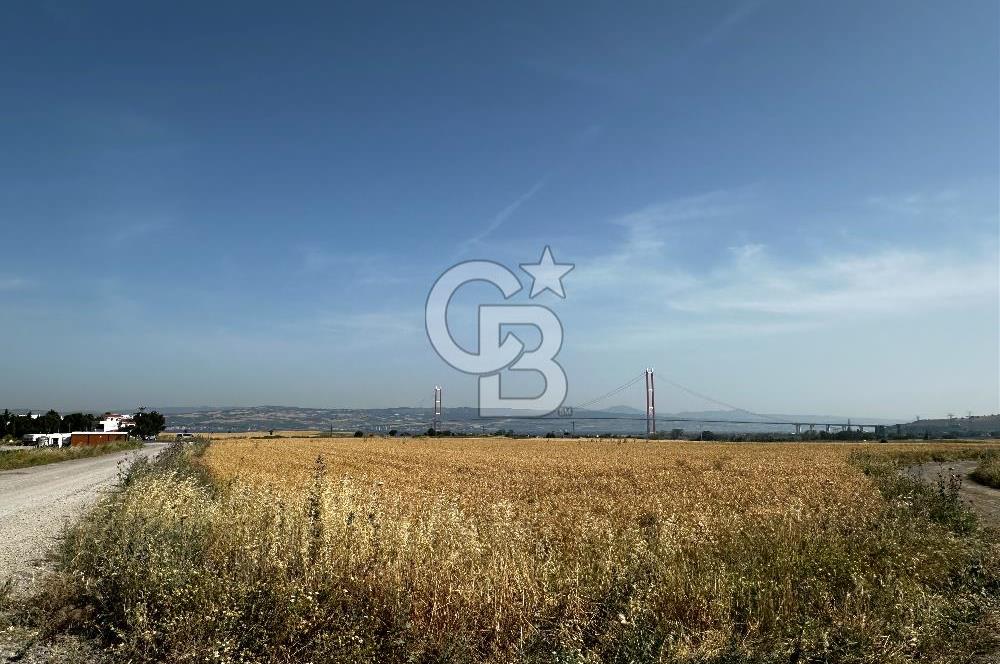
[
  {"xmin": 908, "ymin": 460, "xmax": 1000, "ymax": 528},
  {"xmin": 0, "ymin": 443, "xmax": 165, "ymax": 590}
]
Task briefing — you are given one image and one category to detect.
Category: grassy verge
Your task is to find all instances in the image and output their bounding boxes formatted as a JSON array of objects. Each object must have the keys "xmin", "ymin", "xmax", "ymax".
[
  {"xmin": 18, "ymin": 441, "xmax": 1000, "ymax": 663},
  {"xmin": 0, "ymin": 441, "xmax": 141, "ymax": 471},
  {"xmin": 971, "ymin": 453, "xmax": 1000, "ymax": 489}
]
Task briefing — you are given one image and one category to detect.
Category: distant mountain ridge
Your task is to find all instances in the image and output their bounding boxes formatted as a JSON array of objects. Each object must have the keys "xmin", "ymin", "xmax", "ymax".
[{"xmin": 158, "ymin": 405, "xmax": 905, "ymax": 435}]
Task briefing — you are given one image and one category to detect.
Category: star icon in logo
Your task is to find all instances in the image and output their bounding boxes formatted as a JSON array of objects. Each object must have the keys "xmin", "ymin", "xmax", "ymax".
[{"xmin": 520, "ymin": 246, "xmax": 574, "ymax": 298}]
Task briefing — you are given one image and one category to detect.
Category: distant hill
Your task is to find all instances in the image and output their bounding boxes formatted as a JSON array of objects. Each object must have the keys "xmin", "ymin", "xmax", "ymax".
[
  {"xmin": 899, "ymin": 414, "xmax": 1000, "ymax": 436},
  {"xmin": 602, "ymin": 405, "xmax": 643, "ymax": 414},
  {"xmin": 159, "ymin": 405, "xmax": 907, "ymax": 436}
]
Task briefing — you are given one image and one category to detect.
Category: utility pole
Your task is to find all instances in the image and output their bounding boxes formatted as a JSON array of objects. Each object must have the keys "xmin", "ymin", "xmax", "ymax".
[{"xmin": 645, "ymin": 368, "xmax": 656, "ymax": 438}]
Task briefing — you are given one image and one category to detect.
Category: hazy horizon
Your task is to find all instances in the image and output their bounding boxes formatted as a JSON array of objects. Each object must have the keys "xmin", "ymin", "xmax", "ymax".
[{"xmin": 0, "ymin": 402, "xmax": 967, "ymax": 426}]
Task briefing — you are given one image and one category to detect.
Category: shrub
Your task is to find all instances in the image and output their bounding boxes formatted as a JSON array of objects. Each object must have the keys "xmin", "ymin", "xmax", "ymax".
[{"xmin": 971, "ymin": 453, "xmax": 1000, "ymax": 488}]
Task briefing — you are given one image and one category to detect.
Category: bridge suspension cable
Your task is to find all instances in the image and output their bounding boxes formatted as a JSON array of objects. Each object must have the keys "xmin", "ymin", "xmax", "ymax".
[
  {"xmin": 570, "ymin": 369, "xmax": 786, "ymax": 425},
  {"xmin": 656, "ymin": 375, "xmax": 785, "ymax": 423},
  {"xmin": 572, "ymin": 372, "xmax": 646, "ymax": 411}
]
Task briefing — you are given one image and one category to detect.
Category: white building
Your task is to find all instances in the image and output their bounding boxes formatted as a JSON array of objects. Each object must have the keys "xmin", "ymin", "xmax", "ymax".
[{"xmin": 98, "ymin": 413, "xmax": 134, "ymax": 432}]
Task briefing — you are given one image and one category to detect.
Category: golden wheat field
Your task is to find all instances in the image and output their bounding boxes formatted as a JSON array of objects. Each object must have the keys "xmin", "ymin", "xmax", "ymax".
[
  {"xmin": 202, "ymin": 436, "xmax": 884, "ymax": 525},
  {"xmin": 49, "ymin": 437, "xmax": 1000, "ymax": 662}
]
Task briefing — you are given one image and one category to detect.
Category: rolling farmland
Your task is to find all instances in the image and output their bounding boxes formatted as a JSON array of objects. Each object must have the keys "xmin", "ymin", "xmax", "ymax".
[{"xmin": 26, "ymin": 437, "xmax": 1000, "ymax": 662}]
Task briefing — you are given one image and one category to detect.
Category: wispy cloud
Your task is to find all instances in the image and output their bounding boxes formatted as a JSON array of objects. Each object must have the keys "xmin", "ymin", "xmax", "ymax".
[
  {"xmin": 295, "ymin": 247, "xmax": 410, "ymax": 286},
  {"xmin": 702, "ymin": 1, "xmax": 766, "ymax": 46},
  {"xmin": 670, "ymin": 246, "xmax": 997, "ymax": 316},
  {"xmin": 0, "ymin": 276, "xmax": 30, "ymax": 291},
  {"xmin": 569, "ymin": 188, "xmax": 998, "ymax": 345},
  {"xmin": 571, "ymin": 188, "xmax": 752, "ymax": 296},
  {"xmin": 611, "ymin": 188, "xmax": 750, "ymax": 256},
  {"xmin": 108, "ymin": 220, "xmax": 168, "ymax": 247},
  {"xmin": 308, "ymin": 310, "xmax": 425, "ymax": 351},
  {"xmin": 573, "ymin": 318, "xmax": 816, "ymax": 350},
  {"xmin": 455, "ymin": 175, "xmax": 548, "ymax": 257},
  {"xmin": 866, "ymin": 190, "xmax": 962, "ymax": 216}
]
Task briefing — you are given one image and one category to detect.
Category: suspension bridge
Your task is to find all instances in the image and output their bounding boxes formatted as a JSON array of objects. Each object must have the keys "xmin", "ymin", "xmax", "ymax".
[{"xmin": 420, "ymin": 370, "xmax": 892, "ymax": 437}]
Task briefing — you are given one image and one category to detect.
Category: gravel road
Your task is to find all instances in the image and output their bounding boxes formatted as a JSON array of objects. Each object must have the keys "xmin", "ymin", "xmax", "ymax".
[{"xmin": 0, "ymin": 443, "xmax": 166, "ymax": 590}]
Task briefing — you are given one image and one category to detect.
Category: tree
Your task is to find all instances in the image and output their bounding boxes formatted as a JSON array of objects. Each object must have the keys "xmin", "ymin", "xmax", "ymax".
[
  {"xmin": 354, "ymin": 430, "xmax": 364, "ymax": 437},
  {"xmin": 131, "ymin": 411, "xmax": 166, "ymax": 438},
  {"xmin": 39, "ymin": 410, "xmax": 61, "ymax": 434},
  {"xmin": 63, "ymin": 413, "xmax": 96, "ymax": 433},
  {"xmin": 11, "ymin": 412, "xmax": 37, "ymax": 437}
]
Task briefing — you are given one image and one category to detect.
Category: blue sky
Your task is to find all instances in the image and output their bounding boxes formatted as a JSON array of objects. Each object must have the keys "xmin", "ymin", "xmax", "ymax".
[{"xmin": 1, "ymin": 1, "xmax": 997, "ymax": 418}]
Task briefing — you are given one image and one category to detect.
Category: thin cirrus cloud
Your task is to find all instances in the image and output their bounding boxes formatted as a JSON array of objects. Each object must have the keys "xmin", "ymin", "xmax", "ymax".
[
  {"xmin": 0, "ymin": 276, "xmax": 30, "ymax": 291},
  {"xmin": 455, "ymin": 175, "xmax": 549, "ymax": 258},
  {"xmin": 609, "ymin": 188, "xmax": 752, "ymax": 257},
  {"xmin": 701, "ymin": 0, "xmax": 767, "ymax": 46},
  {"xmin": 668, "ymin": 246, "xmax": 997, "ymax": 317},
  {"xmin": 570, "ymin": 188, "xmax": 753, "ymax": 297},
  {"xmin": 308, "ymin": 310, "xmax": 425, "ymax": 351},
  {"xmin": 296, "ymin": 247, "xmax": 410, "ymax": 286},
  {"xmin": 570, "ymin": 186, "xmax": 997, "ymax": 330},
  {"xmin": 865, "ymin": 190, "xmax": 962, "ymax": 217},
  {"xmin": 107, "ymin": 220, "xmax": 169, "ymax": 247}
]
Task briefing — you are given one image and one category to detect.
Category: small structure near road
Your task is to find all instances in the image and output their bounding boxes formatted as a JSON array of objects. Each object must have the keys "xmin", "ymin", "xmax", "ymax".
[
  {"xmin": 70, "ymin": 431, "xmax": 128, "ymax": 447},
  {"xmin": 22, "ymin": 433, "xmax": 72, "ymax": 448}
]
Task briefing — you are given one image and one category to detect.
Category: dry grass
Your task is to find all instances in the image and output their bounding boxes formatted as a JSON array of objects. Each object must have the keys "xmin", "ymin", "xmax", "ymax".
[
  {"xmin": 203, "ymin": 437, "xmax": 887, "ymax": 532},
  {"xmin": 32, "ymin": 438, "xmax": 1000, "ymax": 663},
  {"xmin": 972, "ymin": 453, "xmax": 1000, "ymax": 489},
  {"xmin": 0, "ymin": 441, "xmax": 140, "ymax": 471},
  {"xmin": 159, "ymin": 430, "xmax": 335, "ymax": 441},
  {"xmin": 207, "ymin": 430, "xmax": 326, "ymax": 440}
]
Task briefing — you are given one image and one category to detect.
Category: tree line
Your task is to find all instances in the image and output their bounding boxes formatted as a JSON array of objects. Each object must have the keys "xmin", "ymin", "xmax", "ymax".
[{"xmin": 1, "ymin": 409, "xmax": 166, "ymax": 439}]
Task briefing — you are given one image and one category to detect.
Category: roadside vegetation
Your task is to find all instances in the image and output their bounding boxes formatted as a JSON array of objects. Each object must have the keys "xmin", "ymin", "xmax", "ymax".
[
  {"xmin": 971, "ymin": 452, "xmax": 1000, "ymax": 489},
  {"xmin": 1, "ymin": 409, "xmax": 165, "ymax": 442},
  {"xmin": 0, "ymin": 441, "xmax": 141, "ymax": 472},
  {"xmin": 20, "ymin": 438, "xmax": 1000, "ymax": 663}
]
